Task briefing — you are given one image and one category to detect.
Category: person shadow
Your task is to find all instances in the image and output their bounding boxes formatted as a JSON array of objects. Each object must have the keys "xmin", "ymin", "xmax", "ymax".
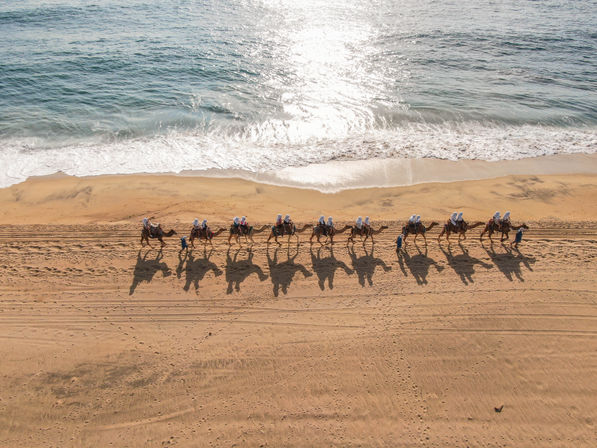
[
  {"xmin": 397, "ymin": 243, "xmax": 444, "ymax": 285},
  {"xmin": 267, "ymin": 246, "xmax": 312, "ymax": 297},
  {"xmin": 182, "ymin": 247, "xmax": 223, "ymax": 293},
  {"xmin": 129, "ymin": 249, "xmax": 172, "ymax": 295},
  {"xmin": 481, "ymin": 241, "xmax": 537, "ymax": 282},
  {"xmin": 347, "ymin": 245, "xmax": 391, "ymax": 287},
  {"xmin": 310, "ymin": 246, "xmax": 353, "ymax": 290},
  {"xmin": 439, "ymin": 242, "xmax": 493, "ymax": 285},
  {"xmin": 225, "ymin": 247, "xmax": 268, "ymax": 294}
]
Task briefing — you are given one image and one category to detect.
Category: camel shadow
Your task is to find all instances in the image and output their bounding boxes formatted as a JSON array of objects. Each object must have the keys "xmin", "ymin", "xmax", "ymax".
[
  {"xmin": 129, "ymin": 249, "xmax": 172, "ymax": 295},
  {"xmin": 481, "ymin": 242, "xmax": 537, "ymax": 282},
  {"xmin": 397, "ymin": 243, "xmax": 444, "ymax": 285},
  {"xmin": 347, "ymin": 245, "xmax": 391, "ymax": 287},
  {"xmin": 182, "ymin": 248, "xmax": 223, "ymax": 293},
  {"xmin": 310, "ymin": 246, "xmax": 353, "ymax": 290},
  {"xmin": 439, "ymin": 242, "xmax": 493, "ymax": 285},
  {"xmin": 267, "ymin": 246, "xmax": 312, "ymax": 297},
  {"xmin": 226, "ymin": 247, "xmax": 268, "ymax": 294}
]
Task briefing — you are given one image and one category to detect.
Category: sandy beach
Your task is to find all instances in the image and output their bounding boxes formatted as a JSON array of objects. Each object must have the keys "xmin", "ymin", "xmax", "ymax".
[{"xmin": 1, "ymin": 168, "xmax": 597, "ymax": 446}]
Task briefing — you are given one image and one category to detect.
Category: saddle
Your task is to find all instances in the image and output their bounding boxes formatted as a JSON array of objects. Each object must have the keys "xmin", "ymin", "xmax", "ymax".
[
  {"xmin": 487, "ymin": 220, "xmax": 500, "ymax": 232},
  {"xmin": 148, "ymin": 224, "xmax": 161, "ymax": 238},
  {"xmin": 272, "ymin": 225, "xmax": 284, "ymax": 236},
  {"xmin": 318, "ymin": 223, "xmax": 328, "ymax": 236}
]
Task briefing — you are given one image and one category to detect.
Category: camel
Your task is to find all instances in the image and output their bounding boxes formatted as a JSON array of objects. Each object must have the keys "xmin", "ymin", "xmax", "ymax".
[
  {"xmin": 188, "ymin": 226, "xmax": 226, "ymax": 247},
  {"xmin": 437, "ymin": 219, "xmax": 484, "ymax": 243},
  {"xmin": 480, "ymin": 220, "xmax": 529, "ymax": 242},
  {"xmin": 267, "ymin": 221, "xmax": 313, "ymax": 245},
  {"xmin": 346, "ymin": 225, "xmax": 388, "ymax": 245},
  {"xmin": 228, "ymin": 224, "xmax": 270, "ymax": 246},
  {"xmin": 400, "ymin": 221, "xmax": 439, "ymax": 245},
  {"xmin": 310, "ymin": 223, "xmax": 351, "ymax": 245},
  {"xmin": 141, "ymin": 224, "xmax": 176, "ymax": 248}
]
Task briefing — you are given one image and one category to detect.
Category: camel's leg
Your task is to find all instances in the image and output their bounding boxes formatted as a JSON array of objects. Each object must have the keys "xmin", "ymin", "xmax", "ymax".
[
  {"xmin": 437, "ymin": 230, "xmax": 443, "ymax": 242},
  {"xmin": 159, "ymin": 237, "xmax": 166, "ymax": 247},
  {"xmin": 422, "ymin": 233, "xmax": 427, "ymax": 246}
]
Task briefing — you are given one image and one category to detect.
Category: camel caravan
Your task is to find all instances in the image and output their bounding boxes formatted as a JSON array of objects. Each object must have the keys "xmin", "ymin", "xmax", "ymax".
[{"xmin": 140, "ymin": 211, "xmax": 527, "ymax": 249}]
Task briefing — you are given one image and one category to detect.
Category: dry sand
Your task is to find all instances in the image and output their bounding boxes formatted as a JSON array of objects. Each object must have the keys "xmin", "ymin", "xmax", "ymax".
[{"xmin": 1, "ymin": 171, "xmax": 596, "ymax": 447}]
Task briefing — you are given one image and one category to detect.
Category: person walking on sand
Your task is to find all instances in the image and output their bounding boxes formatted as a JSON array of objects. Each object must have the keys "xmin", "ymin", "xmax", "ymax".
[{"xmin": 511, "ymin": 226, "xmax": 524, "ymax": 248}]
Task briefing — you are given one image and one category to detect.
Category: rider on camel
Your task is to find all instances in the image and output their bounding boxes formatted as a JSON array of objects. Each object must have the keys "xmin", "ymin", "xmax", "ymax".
[
  {"xmin": 409, "ymin": 215, "xmax": 417, "ymax": 232},
  {"xmin": 192, "ymin": 218, "xmax": 200, "ymax": 229},
  {"xmin": 415, "ymin": 215, "xmax": 422, "ymax": 231},
  {"xmin": 456, "ymin": 212, "xmax": 464, "ymax": 230},
  {"xmin": 491, "ymin": 211, "xmax": 501, "ymax": 231},
  {"xmin": 364, "ymin": 216, "xmax": 371, "ymax": 230},
  {"xmin": 275, "ymin": 214, "xmax": 284, "ymax": 235},
  {"xmin": 356, "ymin": 216, "xmax": 363, "ymax": 230},
  {"xmin": 449, "ymin": 212, "xmax": 458, "ymax": 227},
  {"xmin": 240, "ymin": 216, "xmax": 249, "ymax": 234},
  {"xmin": 501, "ymin": 211, "xmax": 511, "ymax": 227},
  {"xmin": 327, "ymin": 216, "xmax": 334, "ymax": 233},
  {"xmin": 318, "ymin": 215, "xmax": 327, "ymax": 236}
]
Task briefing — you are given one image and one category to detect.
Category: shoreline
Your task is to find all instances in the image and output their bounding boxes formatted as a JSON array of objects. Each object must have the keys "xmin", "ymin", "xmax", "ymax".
[{"xmin": 3, "ymin": 152, "xmax": 597, "ymax": 194}]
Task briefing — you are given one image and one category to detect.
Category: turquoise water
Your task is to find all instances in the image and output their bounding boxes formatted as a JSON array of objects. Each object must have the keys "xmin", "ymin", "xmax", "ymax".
[{"xmin": 1, "ymin": 0, "xmax": 596, "ymax": 188}]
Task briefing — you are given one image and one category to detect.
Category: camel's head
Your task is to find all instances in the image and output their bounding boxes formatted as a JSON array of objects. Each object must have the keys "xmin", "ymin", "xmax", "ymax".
[
  {"xmin": 521, "ymin": 223, "xmax": 529, "ymax": 229},
  {"xmin": 380, "ymin": 225, "xmax": 389, "ymax": 230}
]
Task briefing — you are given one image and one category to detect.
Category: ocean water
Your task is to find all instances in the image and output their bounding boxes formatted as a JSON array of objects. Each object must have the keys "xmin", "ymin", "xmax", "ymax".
[{"xmin": 1, "ymin": 0, "xmax": 596, "ymax": 189}]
